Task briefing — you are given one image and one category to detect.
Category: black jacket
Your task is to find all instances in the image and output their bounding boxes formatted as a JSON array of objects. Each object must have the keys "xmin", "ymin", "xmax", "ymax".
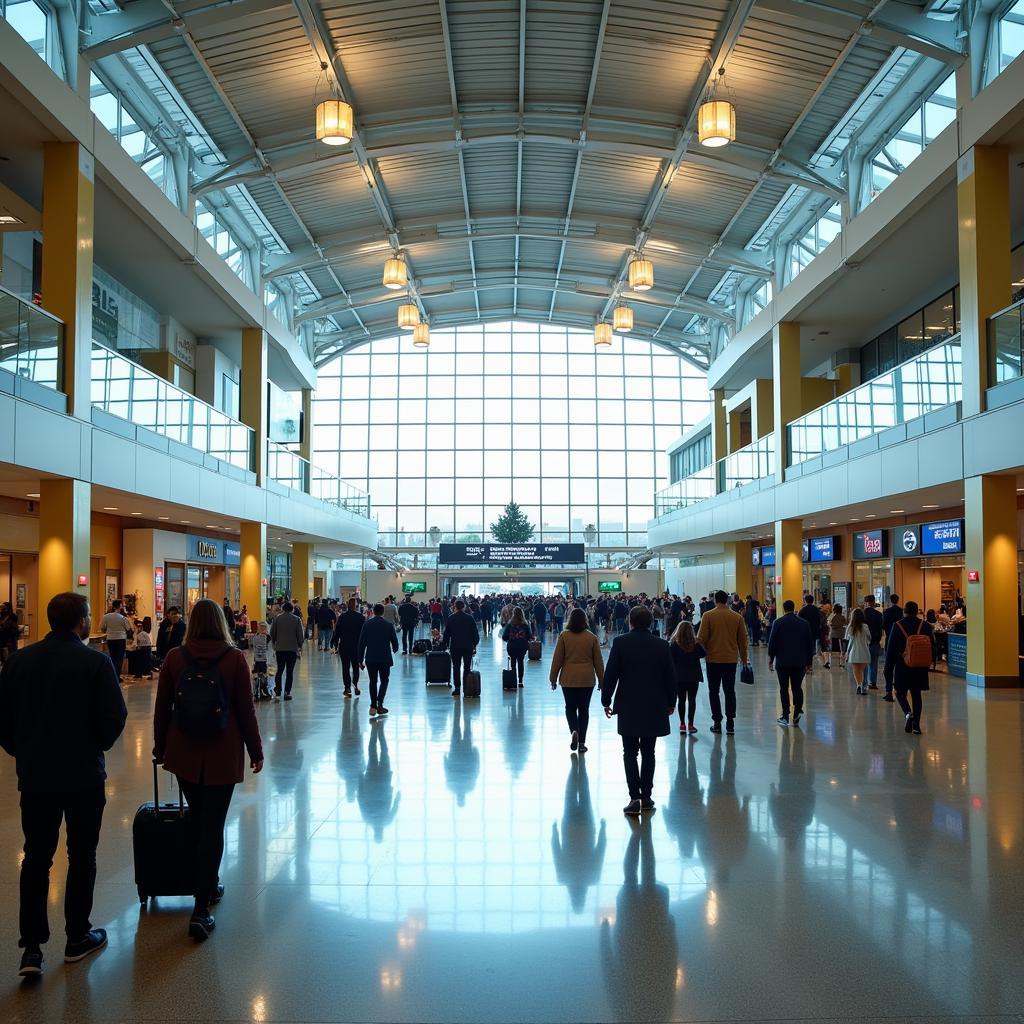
[
  {"xmin": 443, "ymin": 610, "xmax": 480, "ymax": 652},
  {"xmin": 358, "ymin": 615, "xmax": 400, "ymax": 666},
  {"xmin": 670, "ymin": 642, "xmax": 705, "ymax": 686},
  {"xmin": 156, "ymin": 617, "xmax": 185, "ymax": 659},
  {"xmin": 222, "ymin": 603, "xmax": 235, "ymax": 631},
  {"xmin": 533, "ymin": 602, "xmax": 547, "ymax": 624},
  {"xmin": 0, "ymin": 631, "xmax": 127, "ymax": 793},
  {"xmin": 862, "ymin": 606, "xmax": 884, "ymax": 645},
  {"xmin": 398, "ymin": 600, "xmax": 420, "ymax": 627},
  {"xmin": 333, "ymin": 609, "xmax": 366, "ymax": 655},
  {"xmin": 767, "ymin": 613, "xmax": 815, "ymax": 668},
  {"xmin": 797, "ymin": 604, "xmax": 821, "ymax": 638},
  {"xmin": 601, "ymin": 628, "xmax": 676, "ymax": 737},
  {"xmin": 882, "ymin": 604, "xmax": 903, "ymax": 642},
  {"xmin": 316, "ymin": 604, "xmax": 337, "ymax": 630},
  {"xmin": 884, "ymin": 615, "xmax": 932, "ymax": 691}
]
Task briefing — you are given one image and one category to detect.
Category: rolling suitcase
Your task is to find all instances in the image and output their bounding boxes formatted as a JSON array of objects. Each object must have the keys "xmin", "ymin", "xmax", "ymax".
[
  {"xmin": 133, "ymin": 760, "xmax": 195, "ymax": 904},
  {"xmin": 425, "ymin": 650, "xmax": 452, "ymax": 686},
  {"xmin": 412, "ymin": 638, "xmax": 431, "ymax": 655},
  {"xmin": 502, "ymin": 659, "xmax": 518, "ymax": 690},
  {"xmin": 464, "ymin": 659, "xmax": 481, "ymax": 698},
  {"xmin": 528, "ymin": 640, "xmax": 542, "ymax": 661}
]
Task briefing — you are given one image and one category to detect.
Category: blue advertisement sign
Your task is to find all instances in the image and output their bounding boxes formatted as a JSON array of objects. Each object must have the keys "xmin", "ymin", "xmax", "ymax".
[
  {"xmin": 760, "ymin": 545, "xmax": 776, "ymax": 567},
  {"xmin": 920, "ymin": 519, "xmax": 963, "ymax": 556},
  {"xmin": 186, "ymin": 536, "xmax": 240, "ymax": 566},
  {"xmin": 808, "ymin": 536, "xmax": 839, "ymax": 563}
]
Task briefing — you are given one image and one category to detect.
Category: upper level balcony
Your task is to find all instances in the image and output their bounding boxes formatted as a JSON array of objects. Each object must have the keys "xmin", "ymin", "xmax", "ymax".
[{"xmin": 1, "ymin": 287, "xmax": 372, "ymax": 522}]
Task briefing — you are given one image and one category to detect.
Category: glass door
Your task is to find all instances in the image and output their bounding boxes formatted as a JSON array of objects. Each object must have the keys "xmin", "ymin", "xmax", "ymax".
[
  {"xmin": 186, "ymin": 566, "xmax": 202, "ymax": 612},
  {"xmin": 165, "ymin": 563, "xmax": 185, "ymax": 616}
]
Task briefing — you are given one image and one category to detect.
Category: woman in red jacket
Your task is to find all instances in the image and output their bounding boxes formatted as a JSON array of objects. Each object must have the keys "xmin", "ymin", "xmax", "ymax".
[{"xmin": 153, "ymin": 599, "xmax": 264, "ymax": 941}]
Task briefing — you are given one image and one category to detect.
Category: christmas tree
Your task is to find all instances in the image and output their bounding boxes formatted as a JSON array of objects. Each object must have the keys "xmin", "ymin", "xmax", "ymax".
[{"xmin": 489, "ymin": 502, "xmax": 535, "ymax": 543}]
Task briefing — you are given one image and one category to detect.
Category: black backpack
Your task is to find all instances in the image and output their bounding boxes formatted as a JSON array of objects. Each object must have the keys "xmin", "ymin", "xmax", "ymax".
[{"xmin": 173, "ymin": 649, "xmax": 230, "ymax": 736}]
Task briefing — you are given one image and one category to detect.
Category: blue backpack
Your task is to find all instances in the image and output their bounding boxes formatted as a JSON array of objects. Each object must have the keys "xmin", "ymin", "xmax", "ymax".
[{"xmin": 173, "ymin": 650, "xmax": 230, "ymax": 736}]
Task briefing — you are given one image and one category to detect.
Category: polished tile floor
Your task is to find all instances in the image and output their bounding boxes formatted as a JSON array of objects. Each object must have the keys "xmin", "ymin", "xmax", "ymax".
[{"xmin": 1, "ymin": 629, "xmax": 1023, "ymax": 1023}]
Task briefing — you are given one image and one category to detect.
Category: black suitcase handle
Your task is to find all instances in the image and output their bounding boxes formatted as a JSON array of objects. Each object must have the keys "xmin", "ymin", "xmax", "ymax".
[{"xmin": 152, "ymin": 758, "xmax": 185, "ymax": 814}]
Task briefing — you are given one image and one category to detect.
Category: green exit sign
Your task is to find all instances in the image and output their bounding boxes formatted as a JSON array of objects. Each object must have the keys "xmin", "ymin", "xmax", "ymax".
[
  {"xmin": 402, "ymin": 580, "xmax": 427, "ymax": 593},
  {"xmin": 598, "ymin": 580, "xmax": 623, "ymax": 593}
]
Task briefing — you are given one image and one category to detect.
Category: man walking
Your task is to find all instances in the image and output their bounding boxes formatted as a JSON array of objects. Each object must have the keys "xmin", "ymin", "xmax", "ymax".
[
  {"xmin": 0, "ymin": 593, "xmax": 127, "ymax": 978},
  {"xmin": 881, "ymin": 593, "xmax": 903, "ymax": 702},
  {"xmin": 798, "ymin": 594, "xmax": 825, "ymax": 668},
  {"xmin": 862, "ymin": 595, "xmax": 884, "ymax": 691},
  {"xmin": 443, "ymin": 599, "xmax": 480, "ymax": 699},
  {"xmin": 398, "ymin": 596, "xmax": 420, "ymax": 655},
  {"xmin": 601, "ymin": 606, "xmax": 676, "ymax": 816},
  {"xmin": 333, "ymin": 598, "xmax": 365, "ymax": 697},
  {"xmin": 99, "ymin": 598, "xmax": 131, "ymax": 679},
  {"xmin": 358, "ymin": 604, "xmax": 399, "ymax": 718},
  {"xmin": 696, "ymin": 590, "xmax": 749, "ymax": 735},
  {"xmin": 766, "ymin": 600, "xmax": 814, "ymax": 727},
  {"xmin": 269, "ymin": 601, "xmax": 304, "ymax": 700}
]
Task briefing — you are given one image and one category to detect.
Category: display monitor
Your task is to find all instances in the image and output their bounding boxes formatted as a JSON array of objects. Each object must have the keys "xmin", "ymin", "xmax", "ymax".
[
  {"xmin": 402, "ymin": 580, "xmax": 427, "ymax": 593},
  {"xmin": 598, "ymin": 580, "xmax": 623, "ymax": 593}
]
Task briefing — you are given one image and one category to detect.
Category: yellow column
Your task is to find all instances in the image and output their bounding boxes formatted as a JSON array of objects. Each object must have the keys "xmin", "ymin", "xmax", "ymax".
[
  {"xmin": 41, "ymin": 142, "xmax": 94, "ymax": 420},
  {"xmin": 753, "ymin": 379, "xmax": 773, "ymax": 439},
  {"xmin": 964, "ymin": 475, "xmax": 1019, "ymax": 687},
  {"xmin": 724, "ymin": 541, "xmax": 753, "ymax": 597},
  {"xmin": 775, "ymin": 518, "xmax": 803, "ymax": 611},
  {"xmin": 140, "ymin": 351, "xmax": 176, "ymax": 383},
  {"xmin": 292, "ymin": 542, "xmax": 314, "ymax": 606},
  {"xmin": 240, "ymin": 522, "xmax": 267, "ymax": 623},
  {"xmin": 772, "ymin": 322, "xmax": 801, "ymax": 484},
  {"xmin": 38, "ymin": 478, "xmax": 91, "ymax": 630},
  {"xmin": 957, "ymin": 145, "xmax": 1010, "ymax": 418},
  {"xmin": 240, "ymin": 328, "xmax": 268, "ymax": 484},
  {"xmin": 834, "ymin": 363, "xmax": 857, "ymax": 396}
]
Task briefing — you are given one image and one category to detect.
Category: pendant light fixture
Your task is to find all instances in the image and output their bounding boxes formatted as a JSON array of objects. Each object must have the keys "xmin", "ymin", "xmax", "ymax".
[
  {"xmin": 314, "ymin": 62, "xmax": 354, "ymax": 146},
  {"xmin": 698, "ymin": 67, "xmax": 736, "ymax": 148},
  {"xmin": 382, "ymin": 254, "xmax": 407, "ymax": 290},
  {"xmin": 613, "ymin": 304, "xmax": 633, "ymax": 332},
  {"xmin": 628, "ymin": 254, "xmax": 654, "ymax": 291},
  {"xmin": 412, "ymin": 322, "xmax": 430, "ymax": 347},
  {"xmin": 594, "ymin": 322, "xmax": 613, "ymax": 347},
  {"xmin": 397, "ymin": 302, "xmax": 420, "ymax": 331}
]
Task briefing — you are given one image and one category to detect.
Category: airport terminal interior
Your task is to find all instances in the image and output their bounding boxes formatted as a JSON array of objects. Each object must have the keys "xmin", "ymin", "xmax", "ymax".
[{"xmin": 0, "ymin": 0, "xmax": 1023, "ymax": 1020}]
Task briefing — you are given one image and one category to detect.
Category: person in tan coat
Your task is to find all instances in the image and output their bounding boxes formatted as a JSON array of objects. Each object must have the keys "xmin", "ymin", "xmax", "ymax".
[
  {"xmin": 696, "ymin": 590, "xmax": 749, "ymax": 735},
  {"xmin": 550, "ymin": 608, "xmax": 604, "ymax": 753}
]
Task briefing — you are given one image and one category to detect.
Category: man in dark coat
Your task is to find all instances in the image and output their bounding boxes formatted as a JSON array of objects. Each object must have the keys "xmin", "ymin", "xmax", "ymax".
[
  {"xmin": 883, "ymin": 600, "xmax": 932, "ymax": 734},
  {"xmin": 601, "ymin": 605, "xmax": 676, "ymax": 816},
  {"xmin": 397, "ymin": 596, "xmax": 421, "ymax": 655},
  {"xmin": 0, "ymin": 593, "xmax": 127, "ymax": 977},
  {"xmin": 881, "ymin": 594, "xmax": 904, "ymax": 700},
  {"xmin": 766, "ymin": 600, "xmax": 814, "ymax": 727},
  {"xmin": 332, "ymin": 598, "xmax": 366, "ymax": 697},
  {"xmin": 442, "ymin": 599, "xmax": 480, "ymax": 698},
  {"xmin": 357, "ymin": 604, "xmax": 400, "ymax": 717},
  {"xmin": 155, "ymin": 607, "xmax": 185, "ymax": 661}
]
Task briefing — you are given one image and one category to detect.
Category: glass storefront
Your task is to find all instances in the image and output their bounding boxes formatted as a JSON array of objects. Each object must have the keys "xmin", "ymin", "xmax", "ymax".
[
  {"xmin": 803, "ymin": 565, "xmax": 832, "ymax": 604},
  {"xmin": 853, "ymin": 559, "xmax": 893, "ymax": 606}
]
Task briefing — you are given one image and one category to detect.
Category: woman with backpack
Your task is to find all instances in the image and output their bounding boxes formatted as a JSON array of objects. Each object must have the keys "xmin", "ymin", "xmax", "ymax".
[
  {"xmin": 153, "ymin": 599, "xmax": 264, "ymax": 941},
  {"xmin": 501, "ymin": 606, "xmax": 533, "ymax": 687},
  {"xmin": 549, "ymin": 607, "xmax": 604, "ymax": 752},
  {"xmin": 883, "ymin": 600, "xmax": 933, "ymax": 735}
]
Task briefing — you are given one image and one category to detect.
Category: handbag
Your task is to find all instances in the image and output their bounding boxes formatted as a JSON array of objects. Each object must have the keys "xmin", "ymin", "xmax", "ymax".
[{"xmin": 740, "ymin": 663, "xmax": 755, "ymax": 686}]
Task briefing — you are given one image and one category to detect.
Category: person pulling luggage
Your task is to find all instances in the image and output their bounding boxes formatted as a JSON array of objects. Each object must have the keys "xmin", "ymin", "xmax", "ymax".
[{"xmin": 443, "ymin": 599, "xmax": 480, "ymax": 699}]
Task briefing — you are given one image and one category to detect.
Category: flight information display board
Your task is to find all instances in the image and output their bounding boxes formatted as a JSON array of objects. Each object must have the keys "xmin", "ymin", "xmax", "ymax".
[
  {"xmin": 402, "ymin": 581, "xmax": 427, "ymax": 593},
  {"xmin": 438, "ymin": 543, "xmax": 586, "ymax": 564}
]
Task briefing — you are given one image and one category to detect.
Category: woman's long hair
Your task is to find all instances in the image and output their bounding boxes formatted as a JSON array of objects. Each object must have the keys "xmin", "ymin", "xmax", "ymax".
[
  {"xmin": 848, "ymin": 607, "xmax": 867, "ymax": 636},
  {"xmin": 566, "ymin": 607, "xmax": 589, "ymax": 633},
  {"xmin": 184, "ymin": 598, "xmax": 233, "ymax": 645},
  {"xmin": 510, "ymin": 606, "xmax": 526, "ymax": 626},
  {"xmin": 670, "ymin": 621, "xmax": 697, "ymax": 652}
]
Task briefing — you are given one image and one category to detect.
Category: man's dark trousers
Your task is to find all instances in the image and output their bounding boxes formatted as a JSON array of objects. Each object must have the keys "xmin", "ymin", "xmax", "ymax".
[{"xmin": 20, "ymin": 785, "xmax": 106, "ymax": 948}]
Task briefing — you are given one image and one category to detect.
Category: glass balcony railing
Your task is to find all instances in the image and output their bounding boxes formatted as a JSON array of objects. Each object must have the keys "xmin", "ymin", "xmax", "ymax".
[
  {"xmin": 267, "ymin": 441, "xmax": 372, "ymax": 519},
  {"xmin": 719, "ymin": 434, "xmax": 775, "ymax": 490},
  {"xmin": 654, "ymin": 466, "xmax": 717, "ymax": 516},
  {"xmin": 91, "ymin": 343, "xmax": 254, "ymax": 471},
  {"xmin": 989, "ymin": 299, "xmax": 1024, "ymax": 384},
  {"xmin": 0, "ymin": 285, "xmax": 64, "ymax": 392},
  {"xmin": 787, "ymin": 334, "xmax": 961, "ymax": 466}
]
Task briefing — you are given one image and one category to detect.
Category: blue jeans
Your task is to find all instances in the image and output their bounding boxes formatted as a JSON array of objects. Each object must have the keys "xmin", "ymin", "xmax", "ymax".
[{"xmin": 867, "ymin": 643, "xmax": 881, "ymax": 686}]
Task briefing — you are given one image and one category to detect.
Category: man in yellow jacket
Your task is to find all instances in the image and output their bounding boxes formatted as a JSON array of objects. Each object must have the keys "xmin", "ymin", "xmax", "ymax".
[{"xmin": 696, "ymin": 590, "xmax": 749, "ymax": 735}]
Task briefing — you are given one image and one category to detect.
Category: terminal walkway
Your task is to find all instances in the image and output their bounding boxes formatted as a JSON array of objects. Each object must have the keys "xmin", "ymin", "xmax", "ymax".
[{"xmin": 0, "ymin": 632, "xmax": 1021, "ymax": 1023}]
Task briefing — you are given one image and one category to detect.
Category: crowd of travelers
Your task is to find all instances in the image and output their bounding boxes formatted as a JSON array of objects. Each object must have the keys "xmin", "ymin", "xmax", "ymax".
[{"xmin": 0, "ymin": 578, "xmax": 959, "ymax": 977}]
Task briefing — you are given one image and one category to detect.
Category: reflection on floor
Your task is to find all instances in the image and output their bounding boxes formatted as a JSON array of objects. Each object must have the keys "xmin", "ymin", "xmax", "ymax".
[{"xmin": 1, "ymin": 630, "xmax": 1022, "ymax": 1023}]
